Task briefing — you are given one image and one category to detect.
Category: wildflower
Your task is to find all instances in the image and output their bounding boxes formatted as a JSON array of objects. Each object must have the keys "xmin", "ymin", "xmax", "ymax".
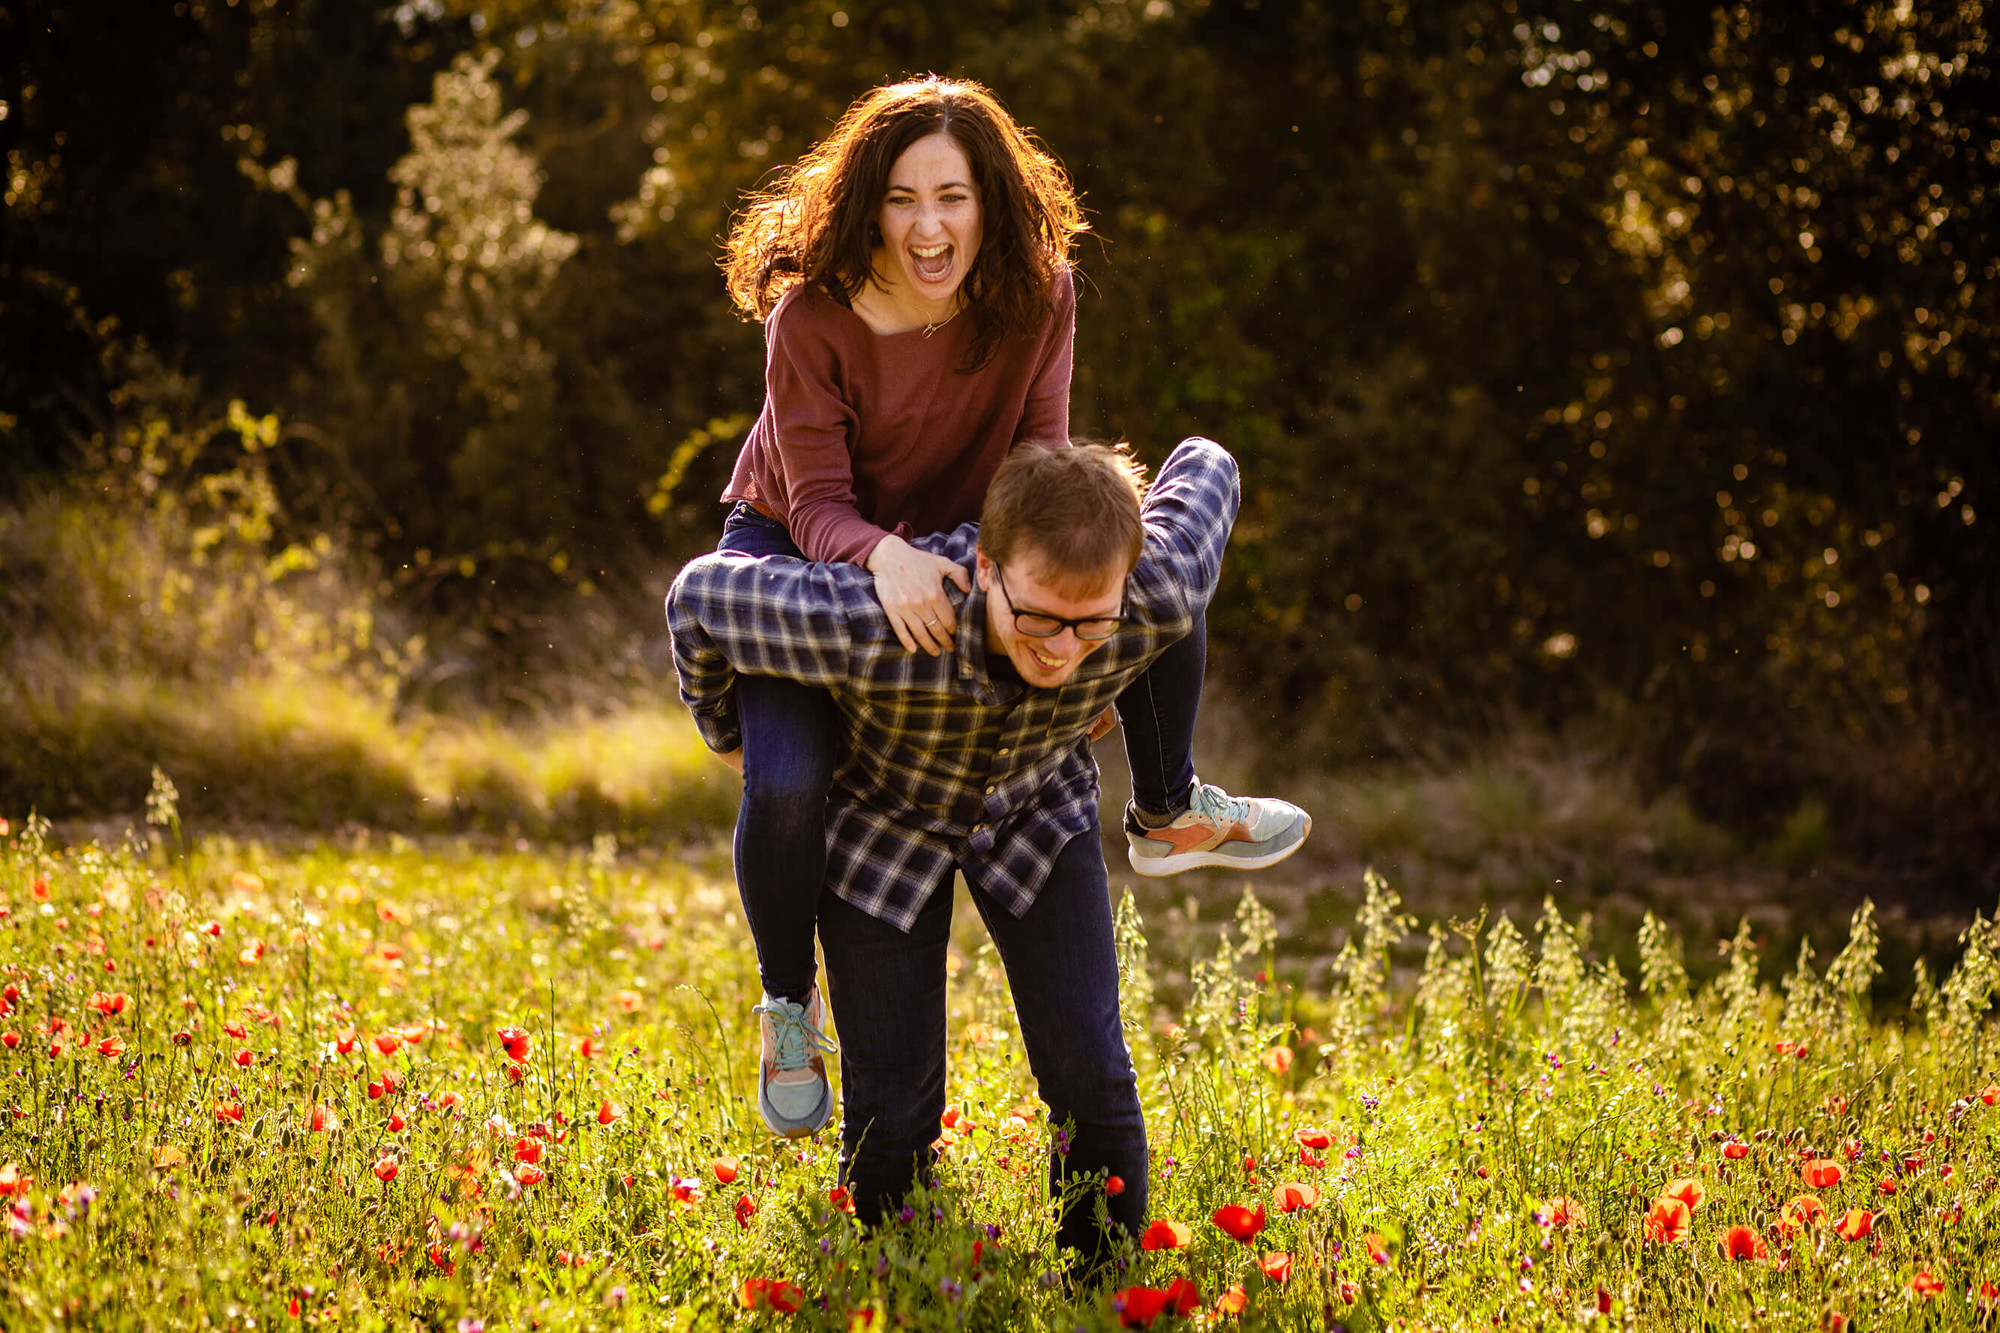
[
  {"xmin": 497, "ymin": 1025, "xmax": 530, "ymax": 1061},
  {"xmin": 1294, "ymin": 1128, "xmax": 1332, "ymax": 1151},
  {"xmin": 506, "ymin": 1062, "xmax": 525, "ymax": 1084},
  {"xmin": 514, "ymin": 1138, "xmax": 543, "ymax": 1164},
  {"xmin": 1534, "ymin": 1197, "xmax": 1582, "ymax": 1227},
  {"xmin": 1212, "ymin": 1204, "xmax": 1265, "ymax": 1243},
  {"xmin": 1877, "ymin": 1176, "xmax": 1898, "ymax": 1195},
  {"xmin": 1259, "ymin": 1252, "xmax": 1293, "ymax": 1282},
  {"xmin": 366, "ymin": 1080, "xmax": 385, "ymax": 1101},
  {"xmin": 578, "ymin": 1036, "xmax": 600, "ymax": 1059},
  {"xmin": 1825, "ymin": 1095, "xmax": 1848, "ymax": 1116},
  {"xmin": 85, "ymin": 991, "xmax": 128, "ymax": 1016},
  {"xmin": 668, "ymin": 1177, "xmax": 702, "ymax": 1204},
  {"xmin": 516, "ymin": 1163, "xmax": 546, "ymax": 1186},
  {"xmin": 233, "ymin": 1049, "xmax": 255, "ymax": 1069},
  {"xmin": 372, "ymin": 1157, "xmax": 399, "ymax": 1183},
  {"xmin": 199, "ymin": 921, "xmax": 222, "ymax": 937},
  {"xmin": 1274, "ymin": 1182, "xmax": 1319, "ymax": 1213},
  {"xmin": 738, "ymin": 1278, "xmax": 804, "ymax": 1313},
  {"xmin": 0, "ymin": 1032, "xmax": 15, "ymax": 1050},
  {"xmin": 372, "ymin": 1033, "xmax": 401, "ymax": 1056},
  {"xmin": 1842, "ymin": 1138, "xmax": 1864, "ymax": 1160},
  {"xmin": 1909, "ymin": 1269, "xmax": 1944, "ymax": 1298},
  {"xmin": 1215, "ymin": 1285, "xmax": 1248, "ymax": 1315},
  {"xmin": 1299, "ymin": 1146, "xmax": 1326, "ymax": 1168},
  {"xmin": 1980, "ymin": 1086, "xmax": 1999, "ymax": 1107},
  {"xmin": 223, "ymin": 1021, "xmax": 249, "ymax": 1040},
  {"xmin": 1140, "ymin": 1218, "xmax": 1192, "ymax": 1250},
  {"xmin": 1364, "ymin": 1232, "xmax": 1390, "ymax": 1264},
  {"xmin": 1976, "ymin": 1282, "xmax": 1999, "ymax": 1313},
  {"xmin": 829, "ymin": 1185, "xmax": 855, "ymax": 1214},
  {"xmin": 615, "ymin": 990, "xmax": 644, "ymax": 1014},
  {"xmin": 1105, "ymin": 1175, "xmax": 1125, "ymax": 1196},
  {"xmin": 436, "ymin": 1091, "xmax": 462, "ymax": 1112},
  {"xmin": 1644, "ymin": 1196, "xmax": 1692, "ymax": 1244},
  {"xmin": 1112, "ymin": 1287, "xmax": 1170, "ymax": 1329},
  {"xmin": 1661, "ymin": 1177, "xmax": 1705, "ymax": 1210},
  {"xmin": 387, "ymin": 1113, "xmax": 405, "ymax": 1132},
  {"xmin": 96, "ymin": 1034, "xmax": 126, "ymax": 1059},
  {"xmin": 307, "ymin": 1104, "xmax": 334, "ymax": 1133},
  {"xmin": 1261, "ymin": 1046, "xmax": 1294, "ymax": 1076},
  {"xmin": 713, "ymin": 1156, "xmax": 740, "ymax": 1184},
  {"xmin": 238, "ymin": 941, "xmax": 264, "ymax": 966},
  {"xmin": 1801, "ymin": 1158, "xmax": 1845, "ymax": 1189},
  {"xmin": 735, "ymin": 1193, "xmax": 758, "ymax": 1228},
  {"xmin": 335, "ymin": 1031, "xmax": 358, "ymax": 1054},
  {"xmin": 0, "ymin": 1163, "xmax": 32, "ymax": 1197},
  {"xmin": 1779, "ymin": 1196, "xmax": 1827, "ymax": 1233},
  {"xmin": 1835, "ymin": 1208, "xmax": 1874, "ymax": 1241},
  {"xmin": 1720, "ymin": 1225, "xmax": 1767, "ymax": 1261},
  {"xmin": 1722, "ymin": 1139, "xmax": 1749, "ymax": 1160},
  {"xmin": 596, "ymin": 1099, "xmax": 622, "ymax": 1126}
]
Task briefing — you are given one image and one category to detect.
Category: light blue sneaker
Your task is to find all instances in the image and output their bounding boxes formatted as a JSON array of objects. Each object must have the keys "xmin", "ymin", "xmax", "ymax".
[
  {"xmin": 752, "ymin": 989, "xmax": 836, "ymax": 1138},
  {"xmin": 1125, "ymin": 779, "xmax": 1311, "ymax": 877}
]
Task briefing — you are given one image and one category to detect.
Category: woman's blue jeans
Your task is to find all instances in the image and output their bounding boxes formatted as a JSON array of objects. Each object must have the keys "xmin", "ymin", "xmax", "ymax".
[
  {"xmin": 818, "ymin": 815, "xmax": 1149, "ymax": 1268},
  {"xmin": 716, "ymin": 502, "xmax": 1202, "ymax": 1003}
]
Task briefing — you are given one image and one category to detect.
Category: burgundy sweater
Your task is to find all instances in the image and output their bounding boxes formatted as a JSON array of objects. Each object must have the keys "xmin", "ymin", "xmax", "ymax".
[{"xmin": 723, "ymin": 265, "xmax": 1075, "ymax": 564}]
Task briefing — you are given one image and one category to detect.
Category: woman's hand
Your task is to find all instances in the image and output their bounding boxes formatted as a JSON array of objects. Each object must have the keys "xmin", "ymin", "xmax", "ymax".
[{"xmin": 866, "ymin": 534, "xmax": 972, "ymax": 655}]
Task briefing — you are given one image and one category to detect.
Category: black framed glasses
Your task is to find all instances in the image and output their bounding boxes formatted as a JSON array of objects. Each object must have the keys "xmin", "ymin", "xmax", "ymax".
[{"xmin": 991, "ymin": 563, "xmax": 1127, "ymax": 641}]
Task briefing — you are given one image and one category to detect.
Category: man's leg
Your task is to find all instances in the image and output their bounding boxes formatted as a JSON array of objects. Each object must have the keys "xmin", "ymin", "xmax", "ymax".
[
  {"xmin": 817, "ymin": 876, "xmax": 954, "ymax": 1226},
  {"xmin": 1116, "ymin": 607, "xmax": 1313, "ymax": 877},
  {"xmin": 969, "ymin": 820, "xmax": 1149, "ymax": 1276}
]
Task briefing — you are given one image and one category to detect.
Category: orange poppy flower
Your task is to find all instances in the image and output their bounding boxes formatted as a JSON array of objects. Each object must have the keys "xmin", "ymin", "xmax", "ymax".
[
  {"xmin": 1295, "ymin": 1128, "xmax": 1333, "ymax": 1150},
  {"xmin": 1720, "ymin": 1225, "xmax": 1767, "ymax": 1261},
  {"xmin": 1274, "ymin": 1182, "xmax": 1320, "ymax": 1213},
  {"xmin": 1535, "ymin": 1197, "xmax": 1583, "ymax": 1227},
  {"xmin": 1662, "ymin": 1177, "xmax": 1705, "ymax": 1210},
  {"xmin": 1835, "ymin": 1207, "xmax": 1874, "ymax": 1241},
  {"xmin": 85, "ymin": 991, "xmax": 128, "ymax": 1016},
  {"xmin": 1140, "ymin": 1218, "xmax": 1193, "ymax": 1251},
  {"xmin": 233, "ymin": 1049, "xmax": 255, "ymax": 1068},
  {"xmin": 1801, "ymin": 1159, "xmax": 1845, "ymax": 1189},
  {"xmin": 514, "ymin": 1138, "xmax": 543, "ymax": 1164},
  {"xmin": 215, "ymin": 1102, "xmax": 244, "ymax": 1123},
  {"xmin": 1779, "ymin": 1195, "xmax": 1827, "ymax": 1233},
  {"xmin": 223, "ymin": 1021, "xmax": 249, "ymax": 1040},
  {"xmin": 372, "ymin": 1157, "xmax": 399, "ymax": 1183},
  {"xmin": 1722, "ymin": 1140, "xmax": 1749, "ymax": 1160},
  {"xmin": 713, "ymin": 1155, "xmax": 740, "ymax": 1184},
  {"xmin": 335, "ymin": 1031, "xmax": 358, "ymax": 1054},
  {"xmin": 739, "ymin": 1279, "xmax": 805, "ymax": 1313},
  {"xmin": 1644, "ymin": 1196, "xmax": 1692, "ymax": 1244},
  {"xmin": 597, "ymin": 1099, "xmax": 622, "ymax": 1126},
  {"xmin": 96, "ymin": 1035, "xmax": 126, "ymax": 1059},
  {"xmin": 1215, "ymin": 1285, "xmax": 1248, "ymax": 1316},
  {"xmin": 1877, "ymin": 1176, "xmax": 1898, "ymax": 1196},
  {"xmin": 1909, "ymin": 1269, "xmax": 1944, "ymax": 1298},
  {"xmin": 734, "ymin": 1193, "xmax": 758, "ymax": 1229},
  {"xmin": 372, "ymin": 1033, "xmax": 401, "ymax": 1056},
  {"xmin": 1212, "ymin": 1204, "xmax": 1265, "ymax": 1243},
  {"xmin": 829, "ymin": 1185, "xmax": 856, "ymax": 1214},
  {"xmin": 516, "ymin": 1162, "xmax": 546, "ymax": 1186},
  {"xmin": 0, "ymin": 1032, "xmax": 16, "ymax": 1050},
  {"xmin": 497, "ymin": 1025, "xmax": 531, "ymax": 1061},
  {"xmin": 1259, "ymin": 1252, "xmax": 1293, "ymax": 1282}
]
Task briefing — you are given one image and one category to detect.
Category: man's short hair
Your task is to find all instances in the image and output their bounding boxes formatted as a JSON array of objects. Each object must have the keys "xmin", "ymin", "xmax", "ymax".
[{"xmin": 979, "ymin": 442, "xmax": 1148, "ymax": 587}]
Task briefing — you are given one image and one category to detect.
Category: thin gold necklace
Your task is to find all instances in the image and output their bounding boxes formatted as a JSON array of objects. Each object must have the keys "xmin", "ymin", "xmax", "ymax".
[{"xmin": 922, "ymin": 301, "xmax": 962, "ymax": 338}]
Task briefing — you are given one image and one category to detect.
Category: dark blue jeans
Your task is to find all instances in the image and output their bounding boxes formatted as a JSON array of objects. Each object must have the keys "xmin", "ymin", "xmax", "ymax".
[
  {"xmin": 716, "ymin": 502, "xmax": 1202, "ymax": 1002},
  {"xmin": 818, "ymin": 817, "xmax": 1149, "ymax": 1270}
]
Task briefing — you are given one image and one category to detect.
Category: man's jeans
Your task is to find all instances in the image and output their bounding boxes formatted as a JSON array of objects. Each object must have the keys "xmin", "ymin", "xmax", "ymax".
[
  {"xmin": 817, "ymin": 814, "xmax": 1150, "ymax": 1269},
  {"xmin": 716, "ymin": 501, "xmax": 1203, "ymax": 1004}
]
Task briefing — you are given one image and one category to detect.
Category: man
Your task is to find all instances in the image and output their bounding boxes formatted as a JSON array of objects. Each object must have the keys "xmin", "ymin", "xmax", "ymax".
[{"xmin": 665, "ymin": 437, "xmax": 1308, "ymax": 1267}]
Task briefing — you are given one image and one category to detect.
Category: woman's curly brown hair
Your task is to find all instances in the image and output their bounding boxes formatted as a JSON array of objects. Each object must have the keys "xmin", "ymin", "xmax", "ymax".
[{"xmin": 722, "ymin": 75, "xmax": 1086, "ymax": 370}]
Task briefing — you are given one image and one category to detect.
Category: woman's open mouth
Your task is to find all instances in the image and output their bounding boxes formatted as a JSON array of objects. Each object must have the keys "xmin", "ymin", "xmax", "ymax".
[{"xmin": 910, "ymin": 242, "xmax": 954, "ymax": 283}]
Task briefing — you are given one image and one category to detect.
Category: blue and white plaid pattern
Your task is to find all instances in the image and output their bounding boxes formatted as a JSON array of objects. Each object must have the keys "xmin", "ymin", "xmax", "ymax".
[{"xmin": 668, "ymin": 437, "xmax": 1241, "ymax": 931}]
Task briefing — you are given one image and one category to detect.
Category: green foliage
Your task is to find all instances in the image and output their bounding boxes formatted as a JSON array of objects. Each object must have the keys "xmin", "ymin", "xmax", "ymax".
[{"xmin": 3, "ymin": 830, "xmax": 1999, "ymax": 1329}]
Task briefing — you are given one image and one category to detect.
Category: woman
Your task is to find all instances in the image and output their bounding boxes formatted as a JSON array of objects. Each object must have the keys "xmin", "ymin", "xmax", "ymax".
[{"xmin": 712, "ymin": 76, "xmax": 1309, "ymax": 1141}]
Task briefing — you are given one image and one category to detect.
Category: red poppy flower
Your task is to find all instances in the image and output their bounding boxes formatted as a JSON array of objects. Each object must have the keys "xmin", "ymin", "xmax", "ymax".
[
  {"xmin": 514, "ymin": 1138, "xmax": 543, "ymax": 1164},
  {"xmin": 497, "ymin": 1025, "xmax": 530, "ymax": 1061},
  {"xmin": 308, "ymin": 1104, "xmax": 332, "ymax": 1132},
  {"xmin": 1720, "ymin": 1225, "xmax": 1767, "ymax": 1261},
  {"xmin": 1722, "ymin": 1140, "xmax": 1749, "ymax": 1160},
  {"xmin": 829, "ymin": 1185, "xmax": 855, "ymax": 1214},
  {"xmin": 436, "ymin": 1092, "xmax": 462, "ymax": 1112},
  {"xmin": 506, "ymin": 1062, "xmax": 525, "ymax": 1084},
  {"xmin": 199, "ymin": 920, "xmax": 222, "ymax": 937},
  {"xmin": 372, "ymin": 1157, "xmax": 399, "ymax": 1183},
  {"xmin": 1779, "ymin": 1195, "xmax": 1827, "ymax": 1233},
  {"xmin": 387, "ymin": 1113, "xmax": 405, "ymax": 1132},
  {"xmin": 735, "ymin": 1193, "xmax": 758, "ymax": 1228},
  {"xmin": 223, "ymin": 1021, "xmax": 249, "ymax": 1040},
  {"xmin": 1662, "ymin": 1176, "xmax": 1705, "ymax": 1210},
  {"xmin": 1140, "ymin": 1218, "xmax": 1192, "ymax": 1251},
  {"xmin": 216, "ymin": 1102, "xmax": 244, "ymax": 1123},
  {"xmin": 1213, "ymin": 1204, "xmax": 1265, "ymax": 1243},
  {"xmin": 1215, "ymin": 1285, "xmax": 1248, "ymax": 1315},
  {"xmin": 1981, "ymin": 1085, "xmax": 2000, "ymax": 1107},
  {"xmin": 1260, "ymin": 1251, "xmax": 1293, "ymax": 1282},
  {"xmin": 1842, "ymin": 1137, "xmax": 1864, "ymax": 1160},
  {"xmin": 366, "ymin": 1079, "xmax": 384, "ymax": 1100},
  {"xmin": 233, "ymin": 1049, "xmax": 255, "ymax": 1068},
  {"xmin": 1113, "ymin": 1287, "xmax": 1169, "ymax": 1329},
  {"xmin": 238, "ymin": 941, "xmax": 264, "ymax": 965},
  {"xmin": 1909, "ymin": 1269, "xmax": 1944, "ymax": 1298},
  {"xmin": 713, "ymin": 1155, "xmax": 740, "ymax": 1184},
  {"xmin": 516, "ymin": 1162, "xmax": 546, "ymax": 1186},
  {"xmin": 0, "ymin": 1032, "xmax": 16, "ymax": 1050},
  {"xmin": 1836, "ymin": 1207, "xmax": 1873, "ymax": 1240},
  {"xmin": 1534, "ymin": 1196, "xmax": 1582, "ymax": 1227},
  {"xmin": 1298, "ymin": 1148, "xmax": 1326, "ymax": 1168},
  {"xmin": 372, "ymin": 1033, "xmax": 401, "ymax": 1056},
  {"xmin": 1295, "ymin": 1128, "xmax": 1333, "ymax": 1150},
  {"xmin": 739, "ymin": 1279, "xmax": 804, "ymax": 1313},
  {"xmin": 1364, "ymin": 1232, "xmax": 1390, "ymax": 1265},
  {"xmin": 86, "ymin": 991, "xmax": 128, "ymax": 1016},
  {"xmin": 0, "ymin": 1163, "xmax": 28, "ymax": 1196},
  {"xmin": 1261, "ymin": 1046, "xmax": 1294, "ymax": 1076},
  {"xmin": 1105, "ymin": 1175, "xmax": 1126, "ymax": 1196},
  {"xmin": 1644, "ymin": 1196, "xmax": 1692, "ymax": 1244},
  {"xmin": 1801, "ymin": 1158, "xmax": 1845, "ymax": 1189},
  {"xmin": 335, "ymin": 1031, "xmax": 358, "ymax": 1054},
  {"xmin": 1274, "ymin": 1182, "xmax": 1320, "ymax": 1212},
  {"xmin": 597, "ymin": 1099, "xmax": 622, "ymax": 1126},
  {"xmin": 96, "ymin": 1034, "xmax": 126, "ymax": 1059},
  {"xmin": 1877, "ymin": 1175, "xmax": 1898, "ymax": 1195},
  {"xmin": 578, "ymin": 1036, "xmax": 600, "ymax": 1059}
]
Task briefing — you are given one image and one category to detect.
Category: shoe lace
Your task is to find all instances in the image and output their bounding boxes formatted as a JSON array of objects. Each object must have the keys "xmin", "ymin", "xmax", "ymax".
[
  {"xmin": 1189, "ymin": 781, "xmax": 1250, "ymax": 829},
  {"xmin": 753, "ymin": 999, "xmax": 838, "ymax": 1072}
]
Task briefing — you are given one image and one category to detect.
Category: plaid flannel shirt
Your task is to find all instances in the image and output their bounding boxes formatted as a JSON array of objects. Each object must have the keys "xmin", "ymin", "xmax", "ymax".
[{"xmin": 667, "ymin": 437, "xmax": 1240, "ymax": 931}]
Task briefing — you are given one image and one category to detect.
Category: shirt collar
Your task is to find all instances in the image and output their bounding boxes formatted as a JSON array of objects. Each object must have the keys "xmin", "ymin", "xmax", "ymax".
[{"xmin": 948, "ymin": 581, "xmax": 1023, "ymax": 708}]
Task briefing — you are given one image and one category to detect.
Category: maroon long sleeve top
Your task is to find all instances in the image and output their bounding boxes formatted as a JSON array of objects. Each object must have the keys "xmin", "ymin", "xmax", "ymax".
[{"xmin": 722, "ymin": 265, "xmax": 1076, "ymax": 564}]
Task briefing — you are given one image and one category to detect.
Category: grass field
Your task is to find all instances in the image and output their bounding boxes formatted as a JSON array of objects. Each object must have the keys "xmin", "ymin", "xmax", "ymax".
[{"xmin": 3, "ymin": 778, "xmax": 1999, "ymax": 1332}]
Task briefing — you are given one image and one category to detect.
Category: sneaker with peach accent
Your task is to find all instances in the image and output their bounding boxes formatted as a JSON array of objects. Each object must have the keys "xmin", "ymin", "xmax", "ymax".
[
  {"xmin": 752, "ymin": 988, "xmax": 837, "ymax": 1138},
  {"xmin": 1124, "ymin": 780, "xmax": 1311, "ymax": 877}
]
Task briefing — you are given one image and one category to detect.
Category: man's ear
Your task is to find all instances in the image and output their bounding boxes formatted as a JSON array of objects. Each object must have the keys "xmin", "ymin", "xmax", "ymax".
[{"xmin": 973, "ymin": 547, "xmax": 994, "ymax": 592}]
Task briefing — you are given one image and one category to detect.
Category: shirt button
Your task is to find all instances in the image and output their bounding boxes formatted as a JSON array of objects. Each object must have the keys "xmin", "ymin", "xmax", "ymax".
[
  {"xmin": 984, "ymin": 784, "xmax": 996, "ymax": 795},
  {"xmin": 997, "ymin": 747, "xmax": 1010, "ymax": 755}
]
